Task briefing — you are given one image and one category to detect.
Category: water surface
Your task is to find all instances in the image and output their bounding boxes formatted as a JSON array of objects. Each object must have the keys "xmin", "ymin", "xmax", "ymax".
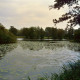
[{"xmin": 0, "ymin": 41, "xmax": 80, "ymax": 80}]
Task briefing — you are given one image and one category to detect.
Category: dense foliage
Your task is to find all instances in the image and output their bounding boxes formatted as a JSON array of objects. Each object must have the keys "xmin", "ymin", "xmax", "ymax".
[
  {"xmin": 9, "ymin": 26, "xmax": 80, "ymax": 41},
  {"xmin": 0, "ymin": 24, "xmax": 16, "ymax": 44},
  {"xmin": 74, "ymin": 28, "xmax": 80, "ymax": 42},
  {"xmin": 16, "ymin": 26, "xmax": 65, "ymax": 40},
  {"xmin": 9, "ymin": 26, "xmax": 18, "ymax": 36},
  {"xmin": 19, "ymin": 27, "xmax": 45, "ymax": 40}
]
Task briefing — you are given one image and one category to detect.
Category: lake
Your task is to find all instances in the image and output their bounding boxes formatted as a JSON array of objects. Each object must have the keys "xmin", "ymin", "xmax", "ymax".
[{"xmin": 0, "ymin": 41, "xmax": 80, "ymax": 80}]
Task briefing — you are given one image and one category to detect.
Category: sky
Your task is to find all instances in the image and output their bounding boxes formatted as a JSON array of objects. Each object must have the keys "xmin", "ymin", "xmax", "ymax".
[{"xmin": 0, "ymin": 0, "xmax": 69, "ymax": 29}]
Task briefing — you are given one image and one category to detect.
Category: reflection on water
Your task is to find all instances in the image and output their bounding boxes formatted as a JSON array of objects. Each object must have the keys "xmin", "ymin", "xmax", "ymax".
[
  {"xmin": 0, "ymin": 43, "xmax": 17, "ymax": 60},
  {"xmin": 67, "ymin": 43, "xmax": 80, "ymax": 52},
  {"xmin": 0, "ymin": 41, "xmax": 80, "ymax": 80},
  {"xmin": 19, "ymin": 41, "xmax": 80, "ymax": 51}
]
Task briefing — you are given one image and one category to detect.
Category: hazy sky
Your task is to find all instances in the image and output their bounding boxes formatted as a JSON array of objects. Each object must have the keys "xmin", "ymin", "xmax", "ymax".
[{"xmin": 0, "ymin": 0, "xmax": 69, "ymax": 29}]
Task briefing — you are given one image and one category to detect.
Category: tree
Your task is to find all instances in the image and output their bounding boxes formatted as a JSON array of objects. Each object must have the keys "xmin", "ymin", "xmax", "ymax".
[
  {"xmin": 28, "ymin": 27, "xmax": 35, "ymax": 39},
  {"xmin": 20, "ymin": 28, "xmax": 29, "ymax": 38},
  {"xmin": 45, "ymin": 27, "xmax": 52, "ymax": 39},
  {"xmin": 0, "ymin": 23, "xmax": 16, "ymax": 44},
  {"xmin": 36, "ymin": 27, "xmax": 40, "ymax": 39},
  {"xmin": 9, "ymin": 26, "xmax": 18, "ymax": 36},
  {"xmin": 50, "ymin": 0, "xmax": 80, "ymax": 28},
  {"xmin": 40, "ymin": 28, "xmax": 45, "ymax": 40},
  {"xmin": 57, "ymin": 29, "xmax": 65, "ymax": 40},
  {"xmin": 67, "ymin": 27, "xmax": 74, "ymax": 40},
  {"xmin": 18, "ymin": 27, "xmax": 45, "ymax": 40},
  {"xmin": 51, "ymin": 28, "xmax": 58, "ymax": 39},
  {"xmin": 74, "ymin": 28, "xmax": 80, "ymax": 42}
]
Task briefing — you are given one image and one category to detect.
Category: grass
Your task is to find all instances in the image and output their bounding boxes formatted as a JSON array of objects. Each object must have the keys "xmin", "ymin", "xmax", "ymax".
[
  {"xmin": 53, "ymin": 60, "xmax": 80, "ymax": 80},
  {"xmin": 28, "ymin": 60, "xmax": 80, "ymax": 80}
]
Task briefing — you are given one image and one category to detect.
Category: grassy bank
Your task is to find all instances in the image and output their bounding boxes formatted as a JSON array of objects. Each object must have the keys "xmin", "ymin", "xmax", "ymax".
[{"xmin": 28, "ymin": 60, "xmax": 80, "ymax": 80}]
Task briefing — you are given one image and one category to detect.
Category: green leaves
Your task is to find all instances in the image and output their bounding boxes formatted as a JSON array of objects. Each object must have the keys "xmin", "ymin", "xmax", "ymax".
[{"xmin": 0, "ymin": 23, "xmax": 16, "ymax": 44}]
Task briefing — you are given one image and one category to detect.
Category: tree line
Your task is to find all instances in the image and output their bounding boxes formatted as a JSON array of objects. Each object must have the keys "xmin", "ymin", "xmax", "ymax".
[
  {"xmin": 9, "ymin": 26, "xmax": 80, "ymax": 42},
  {"xmin": 0, "ymin": 23, "xmax": 80, "ymax": 44}
]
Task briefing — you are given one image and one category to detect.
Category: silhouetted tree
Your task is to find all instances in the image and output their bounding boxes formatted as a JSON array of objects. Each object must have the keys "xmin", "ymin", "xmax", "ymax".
[
  {"xmin": 50, "ymin": 0, "xmax": 80, "ymax": 28},
  {"xmin": 17, "ymin": 26, "xmax": 66, "ymax": 40},
  {"xmin": 67, "ymin": 27, "xmax": 74, "ymax": 40},
  {"xmin": 51, "ymin": 28, "xmax": 58, "ymax": 39},
  {"xmin": 74, "ymin": 28, "xmax": 80, "ymax": 42},
  {"xmin": 28, "ymin": 27, "xmax": 35, "ymax": 39},
  {"xmin": 57, "ymin": 29, "xmax": 65, "ymax": 40},
  {"xmin": 45, "ymin": 27, "xmax": 52, "ymax": 39},
  {"xmin": 9, "ymin": 26, "xmax": 18, "ymax": 36},
  {"xmin": 40, "ymin": 28, "xmax": 45, "ymax": 40},
  {"xmin": 33, "ymin": 27, "xmax": 40, "ymax": 39},
  {"xmin": 20, "ymin": 28, "xmax": 29, "ymax": 38}
]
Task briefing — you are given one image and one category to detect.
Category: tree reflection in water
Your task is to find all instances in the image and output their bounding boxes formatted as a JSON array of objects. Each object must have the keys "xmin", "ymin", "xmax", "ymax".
[
  {"xmin": 0, "ymin": 43, "xmax": 17, "ymax": 60},
  {"xmin": 19, "ymin": 41, "xmax": 80, "ymax": 52}
]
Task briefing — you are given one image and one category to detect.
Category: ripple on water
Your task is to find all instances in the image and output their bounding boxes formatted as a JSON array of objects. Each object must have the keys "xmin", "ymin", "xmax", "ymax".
[{"xmin": 0, "ymin": 41, "xmax": 80, "ymax": 80}]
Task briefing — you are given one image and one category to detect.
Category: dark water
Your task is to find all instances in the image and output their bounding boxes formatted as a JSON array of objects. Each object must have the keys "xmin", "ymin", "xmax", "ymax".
[{"xmin": 0, "ymin": 41, "xmax": 80, "ymax": 80}]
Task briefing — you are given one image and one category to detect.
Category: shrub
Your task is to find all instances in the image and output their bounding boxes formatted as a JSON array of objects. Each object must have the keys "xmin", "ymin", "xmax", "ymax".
[{"xmin": 0, "ymin": 23, "xmax": 16, "ymax": 44}]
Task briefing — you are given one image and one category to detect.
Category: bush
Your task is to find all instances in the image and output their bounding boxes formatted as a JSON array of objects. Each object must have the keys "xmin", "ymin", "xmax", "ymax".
[{"xmin": 0, "ymin": 24, "xmax": 16, "ymax": 44}]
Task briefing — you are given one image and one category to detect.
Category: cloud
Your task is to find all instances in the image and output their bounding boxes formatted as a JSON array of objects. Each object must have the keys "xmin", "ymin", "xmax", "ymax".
[{"xmin": 0, "ymin": 0, "xmax": 69, "ymax": 29}]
